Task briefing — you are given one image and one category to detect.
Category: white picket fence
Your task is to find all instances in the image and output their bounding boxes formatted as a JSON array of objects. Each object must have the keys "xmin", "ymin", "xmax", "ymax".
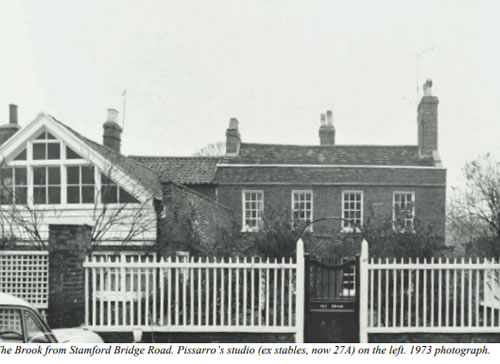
[
  {"xmin": 359, "ymin": 240, "xmax": 500, "ymax": 342},
  {"xmin": 0, "ymin": 251, "xmax": 49, "ymax": 310},
  {"xmin": 83, "ymin": 239, "xmax": 305, "ymax": 342}
]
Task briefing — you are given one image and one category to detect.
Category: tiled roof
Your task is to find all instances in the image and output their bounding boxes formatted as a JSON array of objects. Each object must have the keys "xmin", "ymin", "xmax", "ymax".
[
  {"xmin": 222, "ymin": 143, "xmax": 436, "ymax": 166},
  {"xmin": 215, "ymin": 166, "xmax": 447, "ymax": 185},
  {"xmin": 129, "ymin": 156, "xmax": 221, "ymax": 184},
  {"xmin": 48, "ymin": 115, "xmax": 162, "ymax": 198}
]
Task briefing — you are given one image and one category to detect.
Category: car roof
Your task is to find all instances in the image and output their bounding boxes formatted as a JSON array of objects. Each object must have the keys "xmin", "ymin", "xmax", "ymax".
[{"xmin": 0, "ymin": 292, "xmax": 34, "ymax": 309}]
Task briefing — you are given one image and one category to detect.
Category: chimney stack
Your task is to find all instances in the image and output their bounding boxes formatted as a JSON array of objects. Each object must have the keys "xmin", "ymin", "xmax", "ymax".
[
  {"xmin": 103, "ymin": 108, "xmax": 122, "ymax": 153},
  {"xmin": 0, "ymin": 104, "xmax": 21, "ymax": 146},
  {"xmin": 417, "ymin": 79, "xmax": 439, "ymax": 157},
  {"xmin": 319, "ymin": 109, "xmax": 335, "ymax": 145},
  {"xmin": 225, "ymin": 117, "xmax": 241, "ymax": 155}
]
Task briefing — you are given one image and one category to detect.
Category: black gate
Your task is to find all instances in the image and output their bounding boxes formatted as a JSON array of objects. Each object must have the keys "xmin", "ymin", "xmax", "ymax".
[{"xmin": 304, "ymin": 256, "xmax": 360, "ymax": 342}]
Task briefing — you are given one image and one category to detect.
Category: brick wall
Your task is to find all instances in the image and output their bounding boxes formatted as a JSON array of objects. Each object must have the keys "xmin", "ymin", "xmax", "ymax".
[
  {"xmin": 184, "ymin": 184, "xmax": 217, "ymax": 200},
  {"xmin": 217, "ymin": 183, "xmax": 446, "ymax": 238},
  {"xmin": 48, "ymin": 224, "xmax": 92, "ymax": 328},
  {"xmin": 159, "ymin": 181, "xmax": 234, "ymax": 255}
]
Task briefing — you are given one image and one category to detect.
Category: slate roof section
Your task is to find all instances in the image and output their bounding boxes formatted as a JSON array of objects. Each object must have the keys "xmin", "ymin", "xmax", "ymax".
[
  {"xmin": 48, "ymin": 115, "xmax": 162, "ymax": 198},
  {"xmin": 129, "ymin": 156, "xmax": 221, "ymax": 184},
  {"xmin": 215, "ymin": 166, "xmax": 447, "ymax": 185},
  {"xmin": 222, "ymin": 143, "xmax": 437, "ymax": 167}
]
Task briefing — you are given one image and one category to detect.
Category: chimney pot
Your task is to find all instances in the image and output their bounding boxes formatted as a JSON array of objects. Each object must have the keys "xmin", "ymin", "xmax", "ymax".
[
  {"xmin": 326, "ymin": 110, "xmax": 333, "ymax": 126},
  {"xmin": 106, "ymin": 108, "xmax": 119, "ymax": 123},
  {"xmin": 228, "ymin": 117, "xmax": 238, "ymax": 130},
  {"xmin": 423, "ymin": 79, "xmax": 433, "ymax": 96},
  {"xmin": 320, "ymin": 114, "xmax": 326, "ymax": 126},
  {"xmin": 9, "ymin": 104, "xmax": 18, "ymax": 125},
  {"xmin": 319, "ymin": 109, "xmax": 335, "ymax": 146}
]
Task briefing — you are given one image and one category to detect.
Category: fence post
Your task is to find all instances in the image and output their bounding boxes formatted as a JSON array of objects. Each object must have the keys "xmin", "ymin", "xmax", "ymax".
[
  {"xmin": 359, "ymin": 239, "xmax": 369, "ymax": 343},
  {"xmin": 84, "ymin": 256, "xmax": 89, "ymax": 327},
  {"xmin": 303, "ymin": 252, "xmax": 310, "ymax": 342},
  {"xmin": 295, "ymin": 238, "xmax": 305, "ymax": 343}
]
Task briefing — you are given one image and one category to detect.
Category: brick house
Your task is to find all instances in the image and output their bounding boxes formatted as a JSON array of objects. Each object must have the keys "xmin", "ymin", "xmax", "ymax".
[{"xmin": 215, "ymin": 80, "xmax": 446, "ymax": 240}]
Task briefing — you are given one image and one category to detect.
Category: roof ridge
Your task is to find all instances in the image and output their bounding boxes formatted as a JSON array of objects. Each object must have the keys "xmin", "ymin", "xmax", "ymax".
[{"xmin": 130, "ymin": 155, "xmax": 222, "ymax": 160}]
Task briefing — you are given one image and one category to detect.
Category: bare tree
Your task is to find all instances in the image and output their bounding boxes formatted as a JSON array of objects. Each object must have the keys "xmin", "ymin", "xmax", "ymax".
[
  {"xmin": 193, "ymin": 141, "xmax": 225, "ymax": 156},
  {"xmin": 448, "ymin": 154, "xmax": 500, "ymax": 253},
  {"xmin": 90, "ymin": 168, "xmax": 157, "ymax": 249},
  {"xmin": 0, "ymin": 162, "xmax": 47, "ymax": 249}
]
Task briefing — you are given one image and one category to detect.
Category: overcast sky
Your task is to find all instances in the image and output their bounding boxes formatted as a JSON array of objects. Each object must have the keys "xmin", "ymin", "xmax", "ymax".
[{"xmin": 1, "ymin": 0, "xmax": 499, "ymax": 189}]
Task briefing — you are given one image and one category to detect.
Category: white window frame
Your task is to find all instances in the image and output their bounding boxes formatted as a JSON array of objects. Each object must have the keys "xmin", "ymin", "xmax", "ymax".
[
  {"xmin": 66, "ymin": 166, "xmax": 96, "ymax": 204},
  {"xmin": 341, "ymin": 190, "xmax": 363, "ymax": 232},
  {"xmin": 0, "ymin": 167, "xmax": 28, "ymax": 205},
  {"xmin": 242, "ymin": 190, "xmax": 264, "ymax": 232},
  {"xmin": 392, "ymin": 191, "xmax": 415, "ymax": 232},
  {"xmin": 291, "ymin": 190, "xmax": 313, "ymax": 232}
]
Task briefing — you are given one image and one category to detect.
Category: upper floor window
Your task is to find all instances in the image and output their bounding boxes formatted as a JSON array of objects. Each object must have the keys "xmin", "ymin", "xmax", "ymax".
[
  {"xmin": 33, "ymin": 167, "xmax": 61, "ymax": 204},
  {"xmin": 0, "ymin": 167, "xmax": 27, "ymax": 204},
  {"xmin": 67, "ymin": 166, "xmax": 95, "ymax": 204},
  {"xmin": 101, "ymin": 174, "xmax": 139, "ymax": 204},
  {"xmin": 292, "ymin": 190, "xmax": 313, "ymax": 230},
  {"xmin": 32, "ymin": 131, "xmax": 60, "ymax": 160},
  {"xmin": 13, "ymin": 148, "xmax": 27, "ymax": 161},
  {"xmin": 393, "ymin": 191, "xmax": 415, "ymax": 232},
  {"xmin": 66, "ymin": 146, "xmax": 83, "ymax": 159},
  {"xmin": 242, "ymin": 190, "xmax": 264, "ymax": 231},
  {"xmin": 342, "ymin": 191, "xmax": 363, "ymax": 231}
]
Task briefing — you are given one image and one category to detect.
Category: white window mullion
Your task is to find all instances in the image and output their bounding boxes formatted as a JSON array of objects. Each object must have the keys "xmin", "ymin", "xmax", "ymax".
[
  {"xmin": 61, "ymin": 164, "xmax": 67, "ymax": 206},
  {"xmin": 95, "ymin": 168, "xmax": 102, "ymax": 205},
  {"xmin": 27, "ymin": 166, "xmax": 33, "ymax": 205},
  {"xmin": 79, "ymin": 166, "xmax": 83, "ymax": 203}
]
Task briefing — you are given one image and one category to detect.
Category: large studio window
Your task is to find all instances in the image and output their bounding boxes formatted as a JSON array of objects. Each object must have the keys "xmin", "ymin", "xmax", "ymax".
[
  {"xmin": 67, "ymin": 166, "xmax": 95, "ymax": 204},
  {"xmin": 101, "ymin": 174, "xmax": 139, "ymax": 204},
  {"xmin": 33, "ymin": 167, "xmax": 61, "ymax": 204},
  {"xmin": 0, "ymin": 167, "xmax": 27, "ymax": 204},
  {"xmin": 32, "ymin": 131, "xmax": 60, "ymax": 160}
]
